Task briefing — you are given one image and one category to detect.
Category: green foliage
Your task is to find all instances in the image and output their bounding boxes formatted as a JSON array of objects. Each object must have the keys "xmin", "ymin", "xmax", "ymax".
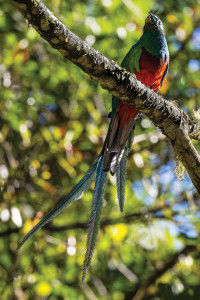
[{"xmin": 0, "ymin": 0, "xmax": 200, "ymax": 299}]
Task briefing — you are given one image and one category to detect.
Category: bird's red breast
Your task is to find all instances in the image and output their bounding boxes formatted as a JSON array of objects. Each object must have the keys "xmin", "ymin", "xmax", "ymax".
[
  {"xmin": 134, "ymin": 47, "xmax": 168, "ymax": 92},
  {"xmin": 117, "ymin": 47, "xmax": 168, "ymax": 128}
]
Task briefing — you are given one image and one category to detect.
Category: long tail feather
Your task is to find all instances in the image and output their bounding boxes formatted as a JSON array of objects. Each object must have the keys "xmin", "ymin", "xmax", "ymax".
[
  {"xmin": 116, "ymin": 149, "xmax": 127, "ymax": 212},
  {"xmin": 17, "ymin": 159, "xmax": 99, "ymax": 250},
  {"xmin": 82, "ymin": 156, "xmax": 107, "ymax": 281},
  {"xmin": 116, "ymin": 127, "xmax": 135, "ymax": 212}
]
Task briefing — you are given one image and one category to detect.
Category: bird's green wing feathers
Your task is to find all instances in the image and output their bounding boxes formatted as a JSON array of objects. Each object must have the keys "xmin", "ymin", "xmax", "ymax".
[
  {"xmin": 111, "ymin": 42, "xmax": 142, "ymax": 118},
  {"xmin": 121, "ymin": 43, "xmax": 142, "ymax": 73}
]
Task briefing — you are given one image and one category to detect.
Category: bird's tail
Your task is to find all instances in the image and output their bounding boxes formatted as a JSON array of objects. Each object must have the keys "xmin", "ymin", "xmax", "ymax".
[
  {"xmin": 82, "ymin": 125, "xmax": 136, "ymax": 278},
  {"xmin": 82, "ymin": 155, "xmax": 107, "ymax": 280},
  {"xmin": 102, "ymin": 108, "xmax": 139, "ymax": 175},
  {"xmin": 18, "ymin": 154, "xmax": 107, "ymax": 281},
  {"xmin": 17, "ymin": 127, "xmax": 132, "ymax": 280},
  {"xmin": 116, "ymin": 127, "xmax": 135, "ymax": 212}
]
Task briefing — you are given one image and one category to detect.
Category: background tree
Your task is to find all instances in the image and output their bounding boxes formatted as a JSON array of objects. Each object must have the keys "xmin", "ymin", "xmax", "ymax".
[{"xmin": 0, "ymin": 0, "xmax": 200, "ymax": 299}]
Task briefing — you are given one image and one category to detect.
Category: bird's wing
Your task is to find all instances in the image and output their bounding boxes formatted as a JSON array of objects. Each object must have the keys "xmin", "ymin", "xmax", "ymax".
[
  {"xmin": 160, "ymin": 61, "xmax": 169, "ymax": 87},
  {"xmin": 121, "ymin": 42, "xmax": 142, "ymax": 73}
]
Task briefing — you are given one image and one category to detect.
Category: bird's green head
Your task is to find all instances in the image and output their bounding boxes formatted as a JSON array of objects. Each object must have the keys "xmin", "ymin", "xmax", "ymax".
[{"xmin": 143, "ymin": 10, "xmax": 164, "ymax": 35}]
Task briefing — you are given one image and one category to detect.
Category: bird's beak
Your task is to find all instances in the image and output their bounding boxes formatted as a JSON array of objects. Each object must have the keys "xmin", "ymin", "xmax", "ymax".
[{"xmin": 145, "ymin": 17, "xmax": 154, "ymax": 24}]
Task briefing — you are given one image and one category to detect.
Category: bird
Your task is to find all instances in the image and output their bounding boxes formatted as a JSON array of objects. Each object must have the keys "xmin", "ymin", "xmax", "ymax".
[{"xmin": 17, "ymin": 11, "xmax": 169, "ymax": 281}]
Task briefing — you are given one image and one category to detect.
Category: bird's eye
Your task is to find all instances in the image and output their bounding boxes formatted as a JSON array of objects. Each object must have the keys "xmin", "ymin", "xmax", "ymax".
[{"xmin": 158, "ymin": 21, "xmax": 161, "ymax": 25}]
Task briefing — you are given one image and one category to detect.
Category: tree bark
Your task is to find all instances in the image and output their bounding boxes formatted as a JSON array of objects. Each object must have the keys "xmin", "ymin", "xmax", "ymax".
[{"xmin": 12, "ymin": 0, "xmax": 200, "ymax": 194}]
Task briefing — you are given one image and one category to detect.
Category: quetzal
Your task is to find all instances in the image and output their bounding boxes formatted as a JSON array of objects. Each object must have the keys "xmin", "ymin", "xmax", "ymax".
[{"xmin": 18, "ymin": 11, "xmax": 169, "ymax": 280}]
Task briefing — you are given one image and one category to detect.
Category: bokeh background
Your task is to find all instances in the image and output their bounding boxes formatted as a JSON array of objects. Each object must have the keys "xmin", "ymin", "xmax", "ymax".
[{"xmin": 1, "ymin": 0, "xmax": 200, "ymax": 299}]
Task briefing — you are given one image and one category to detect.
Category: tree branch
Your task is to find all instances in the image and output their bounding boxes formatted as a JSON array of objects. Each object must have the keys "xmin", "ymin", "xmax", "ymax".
[
  {"xmin": 45, "ymin": 205, "xmax": 175, "ymax": 231},
  {"xmin": 12, "ymin": 0, "xmax": 200, "ymax": 194},
  {"xmin": 126, "ymin": 244, "xmax": 197, "ymax": 300},
  {"xmin": 0, "ymin": 204, "xmax": 176, "ymax": 237},
  {"xmin": 0, "ymin": 228, "xmax": 19, "ymax": 237}
]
